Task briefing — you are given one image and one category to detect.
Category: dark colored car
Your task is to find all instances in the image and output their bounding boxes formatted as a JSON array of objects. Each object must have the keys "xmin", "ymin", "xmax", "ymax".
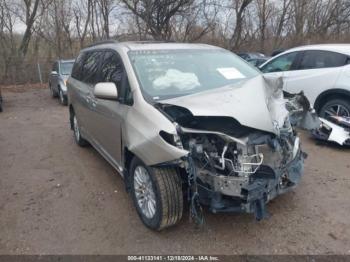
[
  {"xmin": 247, "ymin": 57, "xmax": 270, "ymax": 67},
  {"xmin": 271, "ymin": 49, "xmax": 287, "ymax": 57},
  {"xmin": 237, "ymin": 52, "xmax": 266, "ymax": 61},
  {"xmin": 49, "ymin": 59, "xmax": 75, "ymax": 105}
]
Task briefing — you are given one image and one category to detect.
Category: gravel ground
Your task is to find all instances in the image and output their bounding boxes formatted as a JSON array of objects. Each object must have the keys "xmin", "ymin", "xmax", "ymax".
[{"xmin": 0, "ymin": 87, "xmax": 350, "ymax": 255}]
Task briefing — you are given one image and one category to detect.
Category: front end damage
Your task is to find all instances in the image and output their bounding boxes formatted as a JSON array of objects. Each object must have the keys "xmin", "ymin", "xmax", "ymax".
[
  {"xmin": 179, "ymin": 124, "xmax": 304, "ymax": 221},
  {"xmin": 153, "ymin": 76, "xmax": 318, "ymax": 223}
]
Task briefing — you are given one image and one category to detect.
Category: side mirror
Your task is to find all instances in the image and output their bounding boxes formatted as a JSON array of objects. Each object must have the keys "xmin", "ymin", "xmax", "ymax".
[
  {"xmin": 51, "ymin": 71, "xmax": 58, "ymax": 75},
  {"xmin": 93, "ymin": 82, "xmax": 118, "ymax": 100}
]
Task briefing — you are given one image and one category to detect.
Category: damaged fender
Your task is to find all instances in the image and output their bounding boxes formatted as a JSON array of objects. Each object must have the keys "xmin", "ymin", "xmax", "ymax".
[{"xmin": 263, "ymin": 76, "xmax": 321, "ymax": 131}]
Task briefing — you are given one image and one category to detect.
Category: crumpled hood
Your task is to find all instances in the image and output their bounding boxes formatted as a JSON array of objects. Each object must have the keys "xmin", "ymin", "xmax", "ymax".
[{"xmin": 161, "ymin": 75, "xmax": 285, "ymax": 134}]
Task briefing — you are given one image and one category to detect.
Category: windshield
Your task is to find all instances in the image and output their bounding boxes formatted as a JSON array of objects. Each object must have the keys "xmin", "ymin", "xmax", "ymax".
[
  {"xmin": 128, "ymin": 49, "xmax": 260, "ymax": 100},
  {"xmin": 60, "ymin": 62, "xmax": 74, "ymax": 75}
]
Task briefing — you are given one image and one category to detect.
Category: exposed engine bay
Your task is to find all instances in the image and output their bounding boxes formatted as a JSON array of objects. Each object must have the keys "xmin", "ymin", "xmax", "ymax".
[{"xmin": 153, "ymin": 76, "xmax": 319, "ymax": 223}]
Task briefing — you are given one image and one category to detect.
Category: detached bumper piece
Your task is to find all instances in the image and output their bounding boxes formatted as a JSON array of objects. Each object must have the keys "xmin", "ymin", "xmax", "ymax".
[
  {"xmin": 330, "ymin": 116, "xmax": 350, "ymax": 128},
  {"xmin": 241, "ymin": 180, "xmax": 269, "ymax": 220},
  {"xmin": 312, "ymin": 117, "xmax": 350, "ymax": 146},
  {"xmin": 196, "ymin": 152, "xmax": 304, "ymax": 221}
]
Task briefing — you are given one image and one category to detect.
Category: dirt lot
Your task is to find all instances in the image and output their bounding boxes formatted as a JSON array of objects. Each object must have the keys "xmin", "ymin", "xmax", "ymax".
[{"xmin": 0, "ymin": 86, "xmax": 350, "ymax": 255}]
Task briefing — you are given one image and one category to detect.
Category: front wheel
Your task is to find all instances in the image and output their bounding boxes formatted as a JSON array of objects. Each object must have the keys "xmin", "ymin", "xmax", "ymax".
[
  {"xmin": 49, "ymin": 83, "xmax": 58, "ymax": 98},
  {"xmin": 73, "ymin": 114, "xmax": 89, "ymax": 147},
  {"xmin": 59, "ymin": 88, "xmax": 68, "ymax": 106},
  {"xmin": 130, "ymin": 157, "xmax": 183, "ymax": 231}
]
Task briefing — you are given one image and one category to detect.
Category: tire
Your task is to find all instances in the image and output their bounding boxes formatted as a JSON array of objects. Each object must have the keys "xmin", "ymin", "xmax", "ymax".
[
  {"xmin": 319, "ymin": 98, "xmax": 350, "ymax": 120},
  {"xmin": 59, "ymin": 88, "xmax": 68, "ymax": 106},
  {"xmin": 49, "ymin": 83, "xmax": 58, "ymax": 98},
  {"xmin": 72, "ymin": 114, "xmax": 89, "ymax": 147},
  {"xmin": 130, "ymin": 157, "xmax": 183, "ymax": 231}
]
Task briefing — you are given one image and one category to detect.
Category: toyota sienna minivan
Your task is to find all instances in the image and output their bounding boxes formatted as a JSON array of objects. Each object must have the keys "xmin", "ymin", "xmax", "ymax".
[{"xmin": 67, "ymin": 41, "xmax": 318, "ymax": 230}]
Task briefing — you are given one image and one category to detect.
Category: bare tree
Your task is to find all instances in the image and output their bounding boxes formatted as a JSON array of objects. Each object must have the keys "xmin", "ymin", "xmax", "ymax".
[
  {"xmin": 97, "ymin": 0, "xmax": 116, "ymax": 39},
  {"xmin": 176, "ymin": 0, "xmax": 218, "ymax": 42},
  {"xmin": 18, "ymin": 0, "xmax": 41, "ymax": 57},
  {"xmin": 228, "ymin": 0, "xmax": 253, "ymax": 50},
  {"xmin": 2, "ymin": 0, "xmax": 350, "ymax": 85},
  {"xmin": 0, "ymin": 0, "xmax": 17, "ymax": 79},
  {"xmin": 73, "ymin": 0, "xmax": 92, "ymax": 48},
  {"xmin": 291, "ymin": 0, "xmax": 308, "ymax": 45},
  {"xmin": 255, "ymin": 0, "xmax": 273, "ymax": 52},
  {"xmin": 120, "ymin": 0, "xmax": 195, "ymax": 40},
  {"xmin": 271, "ymin": 0, "xmax": 292, "ymax": 49}
]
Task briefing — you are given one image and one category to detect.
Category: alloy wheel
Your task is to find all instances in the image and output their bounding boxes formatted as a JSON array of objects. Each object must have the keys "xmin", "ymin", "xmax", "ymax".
[
  {"xmin": 50, "ymin": 85, "xmax": 54, "ymax": 97},
  {"xmin": 324, "ymin": 104, "xmax": 350, "ymax": 119},
  {"xmin": 133, "ymin": 166, "xmax": 156, "ymax": 219},
  {"xmin": 73, "ymin": 116, "xmax": 80, "ymax": 141},
  {"xmin": 59, "ymin": 89, "xmax": 64, "ymax": 104}
]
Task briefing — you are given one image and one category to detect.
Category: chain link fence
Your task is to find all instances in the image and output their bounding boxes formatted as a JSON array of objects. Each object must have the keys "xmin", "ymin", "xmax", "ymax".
[{"xmin": 1, "ymin": 59, "xmax": 56, "ymax": 85}]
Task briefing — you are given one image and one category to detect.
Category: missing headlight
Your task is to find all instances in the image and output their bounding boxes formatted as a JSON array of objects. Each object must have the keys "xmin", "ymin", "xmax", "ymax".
[{"xmin": 159, "ymin": 130, "xmax": 183, "ymax": 149}]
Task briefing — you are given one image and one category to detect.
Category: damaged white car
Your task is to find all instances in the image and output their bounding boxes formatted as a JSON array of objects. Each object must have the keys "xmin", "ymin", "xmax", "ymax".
[{"xmin": 67, "ymin": 41, "xmax": 319, "ymax": 230}]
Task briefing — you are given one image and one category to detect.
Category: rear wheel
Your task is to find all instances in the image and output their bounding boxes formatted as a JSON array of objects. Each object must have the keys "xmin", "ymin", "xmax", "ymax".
[
  {"xmin": 49, "ymin": 83, "xmax": 58, "ymax": 98},
  {"xmin": 319, "ymin": 98, "xmax": 350, "ymax": 121},
  {"xmin": 130, "ymin": 157, "xmax": 183, "ymax": 230},
  {"xmin": 73, "ymin": 114, "xmax": 89, "ymax": 147}
]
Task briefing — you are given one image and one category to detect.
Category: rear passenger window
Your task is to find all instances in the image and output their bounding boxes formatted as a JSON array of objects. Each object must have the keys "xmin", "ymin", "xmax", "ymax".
[
  {"xmin": 71, "ymin": 51, "xmax": 103, "ymax": 84},
  {"xmin": 298, "ymin": 50, "xmax": 347, "ymax": 70}
]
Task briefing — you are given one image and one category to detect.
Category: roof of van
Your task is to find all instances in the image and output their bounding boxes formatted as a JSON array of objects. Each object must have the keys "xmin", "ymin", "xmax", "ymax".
[{"xmin": 82, "ymin": 41, "xmax": 222, "ymax": 52}]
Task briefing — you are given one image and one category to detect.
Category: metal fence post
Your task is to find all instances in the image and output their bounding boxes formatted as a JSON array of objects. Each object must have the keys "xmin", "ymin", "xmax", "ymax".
[{"xmin": 37, "ymin": 63, "xmax": 43, "ymax": 84}]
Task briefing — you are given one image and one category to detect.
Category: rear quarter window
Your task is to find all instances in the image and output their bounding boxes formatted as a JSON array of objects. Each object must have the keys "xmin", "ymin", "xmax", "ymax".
[{"xmin": 71, "ymin": 53, "xmax": 86, "ymax": 80}]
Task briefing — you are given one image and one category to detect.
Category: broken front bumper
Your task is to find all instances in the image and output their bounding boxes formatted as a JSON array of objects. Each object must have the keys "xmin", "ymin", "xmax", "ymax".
[
  {"xmin": 312, "ymin": 117, "xmax": 350, "ymax": 146},
  {"xmin": 197, "ymin": 150, "xmax": 304, "ymax": 220}
]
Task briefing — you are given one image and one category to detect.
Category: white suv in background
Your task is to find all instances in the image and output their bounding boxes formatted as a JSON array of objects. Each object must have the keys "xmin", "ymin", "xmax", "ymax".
[{"xmin": 260, "ymin": 44, "xmax": 350, "ymax": 120}]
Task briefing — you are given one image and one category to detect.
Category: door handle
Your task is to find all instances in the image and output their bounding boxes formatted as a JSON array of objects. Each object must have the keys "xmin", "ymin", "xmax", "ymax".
[{"xmin": 89, "ymin": 95, "xmax": 98, "ymax": 107}]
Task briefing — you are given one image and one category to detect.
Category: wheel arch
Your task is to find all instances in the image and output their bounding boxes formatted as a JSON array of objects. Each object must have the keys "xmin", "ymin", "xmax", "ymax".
[
  {"xmin": 69, "ymin": 104, "xmax": 75, "ymax": 130},
  {"xmin": 122, "ymin": 146, "xmax": 135, "ymax": 192},
  {"xmin": 314, "ymin": 89, "xmax": 350, "ymax": 113}
]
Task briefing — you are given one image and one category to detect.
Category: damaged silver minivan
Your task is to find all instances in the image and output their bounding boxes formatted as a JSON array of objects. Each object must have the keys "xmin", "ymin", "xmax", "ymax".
[{"xmin": 67, "ymin": 41, "xmax": 318, "ymax": 230}]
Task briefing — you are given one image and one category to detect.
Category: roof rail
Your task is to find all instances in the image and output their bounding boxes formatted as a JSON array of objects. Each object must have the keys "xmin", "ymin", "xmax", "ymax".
[
  {"xmin": 128, "ymin": 40, "xmax": 177, "ymax": 44},
  {"xmin": 85, "ymin": 40, "xmax": 119, "ymax": 48}
]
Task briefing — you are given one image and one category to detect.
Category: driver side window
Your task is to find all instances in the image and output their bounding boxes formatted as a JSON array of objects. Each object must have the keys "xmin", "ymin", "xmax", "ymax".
[
  {"xmin": 261, "ymin": 52, "xmax": 298, "ymax": 73},
  {"xmin": 99, "ymin": 51, "xmax": 132, "ymax": 104}
]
